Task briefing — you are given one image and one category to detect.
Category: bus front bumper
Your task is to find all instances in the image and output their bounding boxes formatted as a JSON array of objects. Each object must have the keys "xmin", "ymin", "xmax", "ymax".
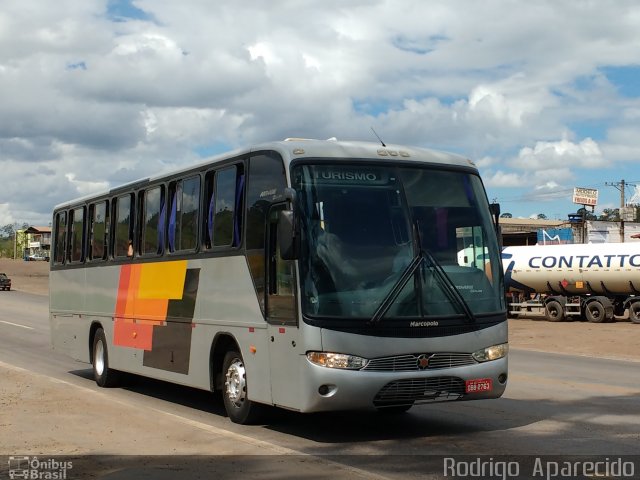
[{"xmin": 297, "ymin": 356, "xmax": 508, "ymax": 413}]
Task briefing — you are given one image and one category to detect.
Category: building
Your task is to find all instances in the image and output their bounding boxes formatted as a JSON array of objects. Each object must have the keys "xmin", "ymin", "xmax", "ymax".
[
  {"xmin": 499, "ymin": 218, "xmax": 569, "ymax": 246},
  {"xmin": 16, "ymin": 226, "xmax": 51, "ymax": 260},
  {"xmin": 499, "ymin": 217, "xmax": 640, "ymax": 246}
]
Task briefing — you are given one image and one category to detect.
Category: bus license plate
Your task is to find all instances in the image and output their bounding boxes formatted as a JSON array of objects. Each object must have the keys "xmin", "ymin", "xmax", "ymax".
[{"xmin": 465, "ymin": 378, "xmax": 492, "ymax": 393}]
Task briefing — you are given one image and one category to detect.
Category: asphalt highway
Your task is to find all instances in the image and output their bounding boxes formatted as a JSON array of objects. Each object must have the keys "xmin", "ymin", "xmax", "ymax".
[{"xmin": 1, "ymin": 289, "xmax": 638, "ymax": 479}]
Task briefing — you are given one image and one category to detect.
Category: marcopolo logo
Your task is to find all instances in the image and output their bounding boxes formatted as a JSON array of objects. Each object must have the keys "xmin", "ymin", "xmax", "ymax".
[
  {"xmin": 409, "ymin": 321, "xmax": 439, "ymax": 327},
  {"xmin": 8, "ymin": 456, "xmax": 73, "ymax": 480}
]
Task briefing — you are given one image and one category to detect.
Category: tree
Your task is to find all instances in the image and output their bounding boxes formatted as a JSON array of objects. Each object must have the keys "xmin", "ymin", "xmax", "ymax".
[
  {"xmin": 500, "ymin": 213, "xmax": 513, "ymax": 218},
  {"xmin": 536, "ymin": 213, "xmax": 547, "ymax": 220},
  {"xmin": 598, "ymin": 208, "xmax": 620, "ymax": 222},
  {"xmin": 576, "ymin": 207, "xmax": 597, "ymax": 221},
  {"xmin": 0, "ymin": 224, "xmax": 15, "ymax": 239}
]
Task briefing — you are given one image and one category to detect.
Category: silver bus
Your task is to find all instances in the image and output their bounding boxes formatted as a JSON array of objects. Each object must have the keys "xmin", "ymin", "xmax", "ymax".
[{"xmin": 50, "ymin": 139, "xmax": 508, "ymax": 424}]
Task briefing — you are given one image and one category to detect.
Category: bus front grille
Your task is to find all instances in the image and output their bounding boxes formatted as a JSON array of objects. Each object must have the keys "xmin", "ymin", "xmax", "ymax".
[
  {"xmin": 362, "ymin": 353, "xmax": 476, "ymax": 372},
  {"xmin": 373, "ymin": 376, "xmax": 465, "ymax": 406}
]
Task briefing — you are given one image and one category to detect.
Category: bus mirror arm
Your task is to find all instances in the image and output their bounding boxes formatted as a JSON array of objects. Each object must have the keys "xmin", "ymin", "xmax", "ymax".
[
  {"xmin": 278, "ymin": 209, "xmax": 299, "ymax": 260},
  {"xmin": 489, "ymin": 202, "xmax": 502, "ymax": 244},
  {"xmin": 284, "ymin": 188, "xmax": 296, "ymax": 204},
  {"xmin": 489, "ymin": 202, "xmax": 500, "ymax": 225}
]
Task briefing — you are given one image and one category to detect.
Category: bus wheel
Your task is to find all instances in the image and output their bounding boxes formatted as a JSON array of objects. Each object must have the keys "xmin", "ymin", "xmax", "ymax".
[
  {"xmin": 92, "ymin": 328, "xmax": 120, "ymax": 388},
  {"xmin": 629, "ymin": 302, "xmax": 640, "ymax": 324},
  {"xmin": 585, "ymin": 302, "xmax": 606, "ymax": 323},
  {"xmin": 222, "ymin": 350, "xmax": 264, "ymax": 424},
  {"xmin": 544, "ymin": 300, "xmax": 564, "ymax": 322}
]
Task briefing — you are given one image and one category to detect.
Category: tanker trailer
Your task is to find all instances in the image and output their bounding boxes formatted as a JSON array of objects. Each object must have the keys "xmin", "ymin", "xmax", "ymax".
[{"xmin": 502, "ymin": 243, "xmax": 640, "ymax": 323}]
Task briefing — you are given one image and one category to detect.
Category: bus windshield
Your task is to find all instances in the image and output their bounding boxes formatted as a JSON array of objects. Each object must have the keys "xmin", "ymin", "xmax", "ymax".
[{"xmin": 293, "ymin": 163, "xmax": 504, "ymax": 322}]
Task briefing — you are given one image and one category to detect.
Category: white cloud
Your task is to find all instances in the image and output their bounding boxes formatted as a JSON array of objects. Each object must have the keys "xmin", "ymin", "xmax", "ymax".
[
  {"xmin": 483, "ymin": 171, "xmax": 526, "ymax": 188},
  {"xmin": 0, "ymin": 204, "xmax": 15, "ymax": 226},
  {"xmin": 511, "ymin": 138, "xmax": 606, "ymax": 170},
  {"xmin": 2, "ymin": 0, "xmax": 640, "ymax": 223}
]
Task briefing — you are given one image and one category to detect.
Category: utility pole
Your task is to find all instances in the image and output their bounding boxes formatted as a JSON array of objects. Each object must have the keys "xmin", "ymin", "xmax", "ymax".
[{"xmin": 606, "ymin": 179, "xmax": 634, "ymax": 242}]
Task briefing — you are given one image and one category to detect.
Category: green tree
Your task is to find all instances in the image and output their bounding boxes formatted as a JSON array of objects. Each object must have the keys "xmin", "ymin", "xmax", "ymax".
[
  {"xmin": 598, "ymin": 208, "xmax": 620, "ymax": 221},
  {"xmin": 0, "ymin": 224, "xmax": 15, "ymax": 239},
  {"xmin": 576, "ymin": 207, "xmax": 597, "ymax": 221}
]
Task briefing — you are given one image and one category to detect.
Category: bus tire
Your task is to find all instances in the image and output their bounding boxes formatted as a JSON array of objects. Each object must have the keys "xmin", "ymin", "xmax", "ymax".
[
  {"xmin": 585, "ymin": 301, "xmax": 606, "ymax": 323},
  {"xmin": 544, "ymin": 300, "xmax": 564, "ymax": 322},
  {"xmin": 92, "ymin": 328, "xmax": 120, "ymax": 388},
  {"xmin": 629, "ymin": 302, "xmax": 640, "ymax": 324},
  {"xmin": 222, "ymin": 350, "xmax": 265, "ymax": 424}
]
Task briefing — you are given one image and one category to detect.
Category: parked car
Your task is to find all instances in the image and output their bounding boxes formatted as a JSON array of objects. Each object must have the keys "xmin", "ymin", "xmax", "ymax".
[
  {"xmin": 0, "ymin": 273, "xmax": 11, "ymax": 291},
  {"xmin": 28, "ymin": 253, "xmax": 49, "ymax": 261}
]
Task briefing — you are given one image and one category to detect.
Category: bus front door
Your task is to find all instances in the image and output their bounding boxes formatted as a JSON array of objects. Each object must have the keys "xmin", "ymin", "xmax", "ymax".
[{"xmin": 266, "ymin": 206, "xmax": 301, "ymax": 409}]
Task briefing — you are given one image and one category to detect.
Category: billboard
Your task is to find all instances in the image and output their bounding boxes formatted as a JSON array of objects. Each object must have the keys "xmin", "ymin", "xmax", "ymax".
[{"xmin": 572, "ymin": 187, "xmax": 598, "ymax": 206}]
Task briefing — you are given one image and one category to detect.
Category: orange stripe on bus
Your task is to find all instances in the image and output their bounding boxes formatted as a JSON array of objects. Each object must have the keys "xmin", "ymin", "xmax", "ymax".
[{"xmin": 113, "ymin": 261, "xmax": 190, "ymax": 350}]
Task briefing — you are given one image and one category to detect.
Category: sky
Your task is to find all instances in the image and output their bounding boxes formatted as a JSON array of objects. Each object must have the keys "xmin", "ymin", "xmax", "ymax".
[{"xmin": 2, "ymin": 0, "xmax": 640, "ymax": 226}]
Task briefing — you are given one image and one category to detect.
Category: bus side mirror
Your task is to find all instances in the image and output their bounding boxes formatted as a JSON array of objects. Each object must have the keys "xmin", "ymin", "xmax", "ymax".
[
  {"xmin": 490, "ymin": 203, "xmax": 500, "ymax": 222},
  {"xmin": 278, "ymin": 210, "xmax": 298, "ymax": 260}
]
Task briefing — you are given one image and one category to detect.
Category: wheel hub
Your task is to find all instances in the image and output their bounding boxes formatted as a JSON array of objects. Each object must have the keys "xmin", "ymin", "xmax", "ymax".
[
  {"xmin": 95, "ymin": 340, "xmax": 105, "ymax": 376},
  {"xmin": 225, "ymin": 359, "xmax": 247, "ymax": 407}
]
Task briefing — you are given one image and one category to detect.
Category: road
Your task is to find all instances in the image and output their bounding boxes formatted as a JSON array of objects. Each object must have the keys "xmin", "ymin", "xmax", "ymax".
[{"xmin": 1, "ymin": 289, "xmax": 639, "ymax": 479}]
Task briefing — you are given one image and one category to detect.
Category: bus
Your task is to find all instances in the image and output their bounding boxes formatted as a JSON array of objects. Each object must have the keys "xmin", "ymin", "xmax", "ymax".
[{"xmin": 50, "ymin": 139, "xmax": 508, "ymax": 424}]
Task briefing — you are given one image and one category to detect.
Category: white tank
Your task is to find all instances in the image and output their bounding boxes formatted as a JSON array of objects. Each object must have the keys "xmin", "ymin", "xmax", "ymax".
[{"xmin": 502, "ymin": 243, "xmax": 640, "ymax": 295}]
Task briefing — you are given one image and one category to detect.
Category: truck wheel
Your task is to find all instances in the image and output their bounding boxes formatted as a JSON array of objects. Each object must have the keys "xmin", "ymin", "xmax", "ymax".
[
  {"xmin": 585, "ymin": 301, "xmax": 606, "ymax": 323},
  {"xmin": 92, "ymin": 328, "xmax": 121, "ymax": 387},
  {"xmin": 544, "ymin": 300, "xmax": 564, "ymax": 322},
  {"xmin": 629, "ymin": 302, "xmax": 640, "ymax": 324},
  {"xmin": 222, "ymin": 350, "xmax": 265, "ymax": 424}
]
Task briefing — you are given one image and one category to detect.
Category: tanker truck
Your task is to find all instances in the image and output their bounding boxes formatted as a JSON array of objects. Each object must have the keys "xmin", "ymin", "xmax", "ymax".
[{"xmin": 502, "ymin": 243, "xmax": 640, "ymax": 324}]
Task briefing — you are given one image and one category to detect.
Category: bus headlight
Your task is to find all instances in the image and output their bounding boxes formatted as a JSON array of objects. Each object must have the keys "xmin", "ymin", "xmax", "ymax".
[
  {"xmin": 307, "ymin": 352, "xmax": 368, "ymax": 370},
  {"xmin": 472, "ymin": 343, "xmax": 509, "ymax": 362}
]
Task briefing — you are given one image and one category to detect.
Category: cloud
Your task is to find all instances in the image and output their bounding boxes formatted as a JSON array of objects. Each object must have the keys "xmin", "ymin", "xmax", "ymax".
[
  {"xmin": 0, "ymin": 204, "xmax": 15, "ymax": 226},
  {"xmin": 510, "ymin": 138, "xmax": 606, "ymax": 170},
  {"xmin": 3, "ymin": 0, "xmax": 640, "ymax": 223},
  {"xmin": 483, "ymin": 170, "xmax": 526, "ymax": 188}
]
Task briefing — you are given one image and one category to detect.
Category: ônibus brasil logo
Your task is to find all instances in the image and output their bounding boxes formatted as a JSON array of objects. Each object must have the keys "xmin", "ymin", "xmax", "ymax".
[{"xmin": 8, "ymin": 456, "xmax": 73, "ymax": 480}]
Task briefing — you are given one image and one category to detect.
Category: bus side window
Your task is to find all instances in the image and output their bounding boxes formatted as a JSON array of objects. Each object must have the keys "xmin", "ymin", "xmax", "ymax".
[
  {"xmin": 245, "ymin": 152, "xmax": 287, "ymax": 315},
  {"xmin": 204, "ymin": 164, "xmax": 244, "ymax": 249},
  {"xmin": 89, "ymin": 201, "xmax": 108, "ymax": 261},
  {"xmin": 213, "ymin": 166, "xmax": 237, "ymax": 247},
  {"xmin": 168, "ymin": 182, "xmax": 180, "ymax": 253},
  {"xmin": 53, "ymin": 211, "xmax": 67, "ymax": 265},
  {"xmin": 68, "ymin": 206, "xmax": 86, "ymax": 264},
  {"xmin": 141, "ymin": 185, "xmax": 165, "ymax": 256},
  {"xmin": 169, "ymin": 176, "xmax": 200, "ymax": 253},
  {"xmin": 113, "ymin": 194, "xmax": 134, "ymax": 259},
  {"xmin": 204, "ymin": 171, "xmax": 215, "ymax": 249},
  {"xmin": 182, "ymin": 176, "xmax": 201, "ymax": 251}
]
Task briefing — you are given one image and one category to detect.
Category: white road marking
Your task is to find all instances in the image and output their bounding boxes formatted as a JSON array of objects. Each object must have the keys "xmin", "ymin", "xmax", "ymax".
[{"xmin": 0, "ymin": 320, "xmax": 35, "ymax": 330}]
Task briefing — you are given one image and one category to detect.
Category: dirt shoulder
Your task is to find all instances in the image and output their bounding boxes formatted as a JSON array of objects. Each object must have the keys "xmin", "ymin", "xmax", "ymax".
[
  {"xmin": 508, "ymin": 318, "xmax": 640, "ymax": 362},
  {"xmin": 1, "ymin": 257, "xmax": 639, "ymax": 361},
  {"xmin": 0, "ymin": 258, "xmax": 49, "ymax": 296}
]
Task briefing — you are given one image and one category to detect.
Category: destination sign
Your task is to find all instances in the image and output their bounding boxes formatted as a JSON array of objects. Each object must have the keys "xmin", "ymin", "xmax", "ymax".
[{"xmin": 312, "ymin": 168, "xmax": 389, "ymax": 185}]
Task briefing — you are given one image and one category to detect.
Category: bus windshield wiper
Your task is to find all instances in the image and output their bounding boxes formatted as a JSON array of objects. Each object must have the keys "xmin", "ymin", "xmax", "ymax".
[
  {"xmin": 369, "ymin": 221, "xmax": 477, "ymax": 325},
  {"xmin": 421, "ymin": 247, "xmax": 477, "ymax": 324},
  {"xmin": 369, "ymin": 219, "xmax": 425, "ymax": 325},
  {"xmin": 369, "ymin": 250, "xmax": 424, "ymax": 325}
]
